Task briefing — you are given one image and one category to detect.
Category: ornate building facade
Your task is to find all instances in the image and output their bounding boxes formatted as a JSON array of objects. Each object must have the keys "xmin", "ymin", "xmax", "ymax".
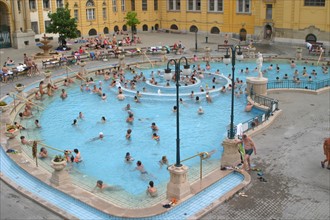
[{"xmin": 0, "ymin": 0, "xmax": 329, "ymax": 49}]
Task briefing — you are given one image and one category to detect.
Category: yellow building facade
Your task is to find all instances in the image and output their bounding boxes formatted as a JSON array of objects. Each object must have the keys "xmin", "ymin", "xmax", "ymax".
[{"xmin": 0, "ymin": 0, "xmax": 329, "ymax": 49}]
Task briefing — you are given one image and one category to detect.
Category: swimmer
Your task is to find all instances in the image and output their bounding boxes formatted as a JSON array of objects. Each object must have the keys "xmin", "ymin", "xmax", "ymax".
[
  {"xmin": 125, "ymin": 152, "xmax": 134, "ymax": 162},
  {"xmin": 72, "ymin": 119, "xmax": 78, "ymax": 126},
  {"xmin": 152, "ymin": 133, "xmax": 160, "ymax": 141},
  {"xmin": 117, "ymin": 91, "xmax": 125, "ymax": 100},
  {"xmin": 126, "ymin": 113, "xmax": 134, "ymax": 123},
  {"xmin": 206, "ymin": 92, "xmax": 212, "ymax": 103},
  {"xmin": 151, "ymin": 122, "xmax": 159, "ymax": 131},
  {"xmin": 146, "ymin": 181, "xmax": 158, "ymax": 197},
  {"xmin": 39, "ymin": 147, "xmax": 48, "ymax": 158},
  {"xmin": 159, "ymin": 156, "xmax": 169, "ymax": 167},
  {"xmin": 89, "ymin": 132, "xmax": 104, "ymax": 141},
  {"xmin": 73, "ymin": 148, "xmax": 82, "ymax": 163},
  {"xmin": 220, "ymin": 86, "xmax": 226, "ymax": 93},
  {"xmin": 101, "ymin": 93, "xmax": 107, "ymax": 100},
  {"xmin": 14, "ymin": 122, "xmax": 25, "ymax": 130},
  {"xmin": 126, "ymin": 129, "xmax": 132, "ymax": 139},
  {"xmin": 20, "ymin": 136, "xmax": 31, "ymax": 145},
  {"xmin": 195, "ymin": 96, "xmax": 201, "ymax": 103},
  {"xmin": 134, "ymin": 96, "xmax": 140, "ymax": 103},
  {"xmin": 172, "ymin": 106, "xmax": 177, "ymax": 112},
  {"xmin": 134, "ymin": 160, "xmax": 148, "ymax": 175},
  {"xmin": 91, "ymin": 180, "xmax": 111, "ymax": 193},
  {"xmin": 35, "ymin": 119, "xmax": 41, "ymax": 128},
  {"xmin": 245, "ymin": 102, "xmax": 253, "ymax": 112},
  {"xmin": 78, "ymin": 112, "xmax": 84, "ymax": 119},
  {"xmin": 124, "ymin": 104, "xmax": 131, "ymax": 111},
  {"xmin": 101, "ymin": 116, "xmax": 106, "ymax": 123},
  {"xmin": 60, "ymin": 89, "xmax": 68, "ymax": 99},
  {"xmin": 197, "ymin": 106, "xmax": 204, "ymax": 115}
]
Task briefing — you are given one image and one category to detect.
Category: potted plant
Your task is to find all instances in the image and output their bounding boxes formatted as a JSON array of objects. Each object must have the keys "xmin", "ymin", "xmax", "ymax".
[
  {"xmin": 51, "ymin": 154, "xmax": 67, "ymax": 171},
  {"xmin": 15, "ymin": 83, "xmax": 25, "ymax": 92},
  {"xmin": 0, "ymin": 101, "xmax": 9, "ymax": 112},
  {"xmin": 5, "ymin": 124, "xmax": 19, "ymax": 139}
]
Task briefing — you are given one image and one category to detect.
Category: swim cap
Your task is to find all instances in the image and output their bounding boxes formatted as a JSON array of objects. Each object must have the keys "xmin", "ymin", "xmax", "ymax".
[{"xmin": 99, "ymin": 132, "xmax": 104, "ymax": 136}]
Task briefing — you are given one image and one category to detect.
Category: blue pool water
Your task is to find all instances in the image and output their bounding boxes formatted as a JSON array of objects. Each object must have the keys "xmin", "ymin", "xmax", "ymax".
[
  {"xmin": 15, "ymin": 60, "xmax": 328, "ymax": 197},
  {"xmin": 0, "ymin": 147, "xmax": 244, "ymax": 219}
]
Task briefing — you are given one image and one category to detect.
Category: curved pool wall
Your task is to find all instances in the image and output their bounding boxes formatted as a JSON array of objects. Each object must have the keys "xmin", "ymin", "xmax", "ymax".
[{"xmin": 0, "ymin": 146, "xmax": 244, "ymax": 219}]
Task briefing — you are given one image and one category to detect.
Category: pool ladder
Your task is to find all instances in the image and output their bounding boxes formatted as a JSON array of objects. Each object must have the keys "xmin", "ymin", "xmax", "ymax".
[{"xmin": 180, "ymin": 152, "xmax": 210, "ymax": 180}]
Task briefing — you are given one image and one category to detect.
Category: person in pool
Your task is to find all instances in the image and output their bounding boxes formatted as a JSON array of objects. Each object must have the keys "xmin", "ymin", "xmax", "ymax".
[
  {"xmin": 152, "ymin": 133, "xmax": 160, "ymax": 141},
  {"xmin": 151, "ymin": 122, "xmax": 159, "ymax": 131},
  {"xmin": 89, "ymin": 132, "xmax": 104, "ymax": 141},
  {"xmin": 146, "ymin": 181, "xmax": 158, "ymax": 197},
  {"xmin": 125, "ymin": 152, "xmax": 134, "ymax": 162},
  {"xmin": 92, "ymin": 180, "xmax": 111, "ymax": 193},
  {"xmin": 39, "ymin": 147, "xmax": 48, "ymax": 158},
  {"xmin": 135, "ymin": 161, "xmax": 148, "ymax": 175}
]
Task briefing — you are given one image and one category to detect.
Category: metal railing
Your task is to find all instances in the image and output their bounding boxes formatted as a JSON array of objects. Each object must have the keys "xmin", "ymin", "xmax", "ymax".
[
  {"xmin": 267, "ymin": 78, "xmax": 330, "ymax": 90},
  {"xmin": 227, "ymin": 93, "xmax": 279, "ymax": 138}
]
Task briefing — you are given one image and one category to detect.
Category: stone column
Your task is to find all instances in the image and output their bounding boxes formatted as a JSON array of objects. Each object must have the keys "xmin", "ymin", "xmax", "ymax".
[
  {"xmin": 24, "ymin": 0, "xmax": 32, "ymax": 32},
  {"xmin": 221, "ymin": 139, "xmax": 241, "ymax": 167},
  {"xmin": 13, "ymin": 0, "xmax": 21, "ymax": 32},
  {"xmin": 167, "ymin": 165, "xmax": 191, "ymax": 200},
  {"xmin": 246, "ymin": 77, "xmax": 268, "ymax": 96}
]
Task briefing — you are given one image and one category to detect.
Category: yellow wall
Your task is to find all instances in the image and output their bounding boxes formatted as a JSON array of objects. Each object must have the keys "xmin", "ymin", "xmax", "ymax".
[{"xmin": 34, "ymin": 0, "xmax": 328, "ymax": 41}]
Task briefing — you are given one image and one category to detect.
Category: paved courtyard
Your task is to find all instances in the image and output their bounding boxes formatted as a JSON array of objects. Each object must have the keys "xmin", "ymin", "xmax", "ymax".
[{"xmin": 1, "ymin": 32, "xmax": 329, "ymax": 220}]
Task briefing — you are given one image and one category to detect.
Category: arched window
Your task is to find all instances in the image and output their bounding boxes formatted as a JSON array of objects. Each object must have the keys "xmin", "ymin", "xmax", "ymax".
[
  {"xmin": 190, "ymin": 25, "xmax": 198, "ymax": 33},
  {"xmin": 77, "ymin": 30, "xmax": 81, "ymax": 37},
  {"xmin": 88, "ymin": 28, "xmax": 97, "ymax": 36},
  {"xmin": 210, "ymin": 27, "xmax": 220, "ymax": 34},
  {"xmin": 142, "ymin": 24, "xmax": 148, "ymax": 31},
  {"xmin": 154, "ymin": 24, "xmax": 159, "ymax": 30},
  {"xmin": 170, "ymin": 24, "xmax": 178, "ymax": 30},
  {"xmin": 305, "ymin": 33, "xmax": 317, "ymax": 43},
  {"xmin": 86, "ymin": 0, "xmax": 95, "ymax": 7},
  {"xmin": 264, "ymin": 25, "xmax": 272, "ymax": 40},
  {"xmin": 86, "ymin": 0, "xmax": 95, "ymax": 20},
  {"xmin": 104, "ymin": 27, "xmax": 109, "ymax": 34},
  {"xmin": 114, "ymin": 25, "xmax": 119, "ymax": 32},
  {"xmin": 239, "ymin": 28, "xmax": 247, "ymax": 41},
  {"xmin": 122, "ymin": 25, "xmax": 127, "ymax": 31}
]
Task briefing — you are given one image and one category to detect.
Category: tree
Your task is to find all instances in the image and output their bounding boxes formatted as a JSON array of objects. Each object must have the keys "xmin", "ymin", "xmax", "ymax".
[
  {"xmin": 124, "ymin": 11, "xmax": 140, "ymax": 39},
  {"xmin": 46, "ymin": 3, "xmax": 78, "ymax": 47}
]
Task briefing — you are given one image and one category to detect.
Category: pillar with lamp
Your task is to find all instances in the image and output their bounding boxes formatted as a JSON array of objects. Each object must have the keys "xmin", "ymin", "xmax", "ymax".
[
  {"xmin": 221, "ymin": 45, "xmax": 244, "ymax": 168},
  {"xmin": 164, "ymin": 56, "xmax": 192, "ymax": 200}
]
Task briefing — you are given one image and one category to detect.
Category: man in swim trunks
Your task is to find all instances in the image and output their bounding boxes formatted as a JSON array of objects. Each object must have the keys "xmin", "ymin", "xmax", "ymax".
[
  {"xmin": 239, "ymin": 134, "xmax": 257, "ymax": 171},
  {"xmin": 321, "ymin": 137, "xmax": 330, "ymax": 169}
]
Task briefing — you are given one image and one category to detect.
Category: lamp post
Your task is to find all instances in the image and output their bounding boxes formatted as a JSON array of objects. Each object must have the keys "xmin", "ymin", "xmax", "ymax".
[
  {"xmin": 165, "ymin": 57, "xmax": 191, "ymax": 167},
  {"xmin": 223, "ymin": 45, "xmax": 243, "ymax": 139}
]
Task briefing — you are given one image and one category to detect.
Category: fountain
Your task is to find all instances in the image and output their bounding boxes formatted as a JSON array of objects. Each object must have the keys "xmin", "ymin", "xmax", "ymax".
[
  {"xmin": 34, "ymin": 34, "xmax": 58, "ymax": 59},
  {"xmin": 38, "ymin": 34, "xmax": 53, "ymax": 56}
]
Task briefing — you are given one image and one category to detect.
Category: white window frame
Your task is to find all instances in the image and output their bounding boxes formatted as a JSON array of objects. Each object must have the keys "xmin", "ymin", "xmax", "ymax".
[
  {"xmin": 56, "ymin": 0, "xmax": 63, "ymax": 8},
  {"xmin": 43, "ymin": 0, "xmax": 50, "ymax": 9},
  {"xmin": 168, "ymin": 0, "xmax": 181, "ymax": 11},
  {"xmin": 86, "ymin": 8, "xmax": 95, "ymax": 20},
  {"xmin": 74, "ymin": 9, "xmax": 79, "ymax": 21},
  {"xmin": 142, "ymin": 0, "xmax": 148, "ymax": 11},
  {"xmin": 112, "ymin": 0, "xmax": 117, "ymax": 12},
  {"xmin": 121, "ymin": 0, "xmax": 126, "ymax": 11},
  {"xmin": 304, "ymin": 0, "xmax": 325, "ymax": 6},
  {"xmin": 237, "ymin": 0, "xmax": 251, "ymax": 14},
  {"xmin": 208, "ymin": 0, "xmax": 223, "ymax": 12},
  {"xmin": 154, "ymin": 0, "xmax": 158, "ymax": 11},
  {"xmin": 187, "ymin": 0, "xmax": 201, "ymax": 11},
  {"xmin": 29, "ymin": 0, "xmax": 37, "ymax": 10},
  {"xmin": 103, "ymin": 8, "xmax": 107, "ymax": 19}
]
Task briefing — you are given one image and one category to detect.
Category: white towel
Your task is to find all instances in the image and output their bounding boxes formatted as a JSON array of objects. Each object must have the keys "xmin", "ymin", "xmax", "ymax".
[{"xmin": 236, "ymin": 123, "xmax": 243, "ymax": 136}]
